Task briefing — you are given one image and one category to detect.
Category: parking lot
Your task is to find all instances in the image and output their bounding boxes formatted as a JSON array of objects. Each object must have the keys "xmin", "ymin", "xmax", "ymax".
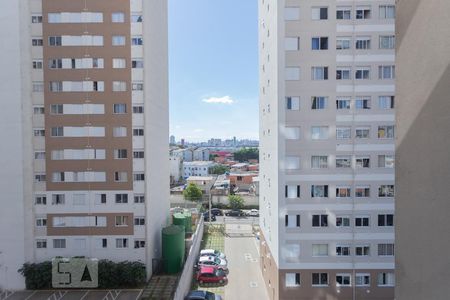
[{"xmin": 2, "ymin": 289, "xmax": 141, "ymax": 300}]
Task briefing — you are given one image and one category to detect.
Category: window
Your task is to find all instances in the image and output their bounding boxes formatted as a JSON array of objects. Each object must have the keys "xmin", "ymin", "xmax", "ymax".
[
  {"xmin": 312, "ymin": 7, "xmax": 328, "ymax": 20},
  {"xmin": 311, "ymin": 126, "xmax": 328, "ymax": 140},
  {"xmin": 115, "ymin": 194, "xmax": 128, "ymax": 203},
  {"xmin": 336, "ymin": 216, "xmax": 350, "ymax": 227},
  {"xmin": 286, "ymin": 156, "xmax": 300, "ymax": 170},
  {"xmin": 35, "ymin": 195, "xmax": 47, "ymax": 205},
  {"xmin": 311, "ymin": 97, "xmax": 327, "ymax": 109},
  {"xmin": 112, "ymin": 81, "xmax": 127, "ymax": 91},
  {"xmin": 132, "ymin": 82, "xmax": 144, "ymax": 91},
  {"xmin": 378, "ymin": 273, "xmax": 395, "ymax": 286},
  {"xmin": 311, "ymin": 67, "xmax": 328, "ymax": 80},
  {"xmin": 379, "ymin": 35, "xmax": 395, "ymax": 50},
  {"xmin": 133, "ymin": 151, "xmax": 144, "ymax": 159},
  {"xmin": 311, "ymin": 156, "xmax": 328, "ymax": 169},
  {"xmin": 356, "ymin": 7, "xmax": 371, "ymax": 19},
  {"xmin": 379, "ymin": 185, "xmax": 395, "ymax": 197},
  {"xmin": 336, "ymin": 156, "xmax": 351, "ymax": 168},
  {"xmin": 115, "ymin": 216, "xmax": 128, "ymax": 226},
  {"xmin": 356, "ymin": 245, "xmax": 370, "ymax": 256},
  {"xmin": 286, "ymin": 97, "xmax": 300, "ymax": 110},
  {"xmin": 378, "ymin": 155, "xmax": 394, "ymax": 168},
  {"xmin": 32, "ymin": 38, "xmax": 43, "ymax": 46},
  {"xmin": 116, "ymin": 238, "xmax": 128, "ymax": 248},
  {"xmin": 285, "ymin": 37, "xmax": 300, "ymax": 51},
  {"xmin": 113, "ymin": 104, "xmax": 127, "ymax": 114},
  {"xmin": 336, "ymin": 187, "xmax": 351, "ymax": 198},
  {"xmin": 336, "ymin": 7, "xmax": 351, "ymax": 20},
  {"xmin": 112, "ymin": 35, "xmax": 126, "ymax": 46},
  {"xmin": 312, "ymin": 215, "xmax": 328, "ymax": 227},
  {"xmin": 49, "ymin": 36, "xmax": 62, "ymax": 46},
  {"xmin": 133, "ymin": 128, "xmax": 144, "ymax": 136},
  {"xmin": 312, "ymin": 273, "xmax": 328, "ymax": 286},
  {"xmin": 134, "ymin": 240, "xmax": 146, "ymax": 249},
  {"xmin": 355, "ymin": 216, "xmax": 370, "ymax": 227},
  {"xmin": 285, "ymin": 215, "xmax": 301, "ymax": 228},
  {"xmin": 50, "ymin": 104, "xmax": 63, "ymax": 114},
  {"xmin": 379, "ymin": 96, "xmax": 395, "ymax": 109},
  {"xmin": 35, "ymin": 151, "xmax": 45, "ymax": 159},
  {"xmin": 49, "ymin": 81, "xmax": 63, "ymax": 92},
  {"xmin": 114, "ymin": 171, "xmax": 128, "ymax": 182},
  {"xmin": 113, "ymin": 127, "xmax": 127, "ymax": 137},
  {"xmin": 285, "ymin": 67, "xmax": 300, "ymax": 80},
  {"xmin": 114, "ymin": 149, "xmax": 128, "ymax": 159},
  {"xmin": 52, "ymin": 194, "xmax": 65, "ymax": 205},
  {"xmin": 31, "ymin": 15, "xmax": 43, "ymax": 23},
  {"xmin": 32, "ymin": 60, "xmax": 43, "ymax": 69},
  {"xmin": 134, "ymin": 195, "xmax": 145, "ymax": 203},
  {"xmin": 355, "ymin": 67, "xmax": 370, "ymax": 79},
  {"xmin": 356, "ymin": 274, "xmax": 370, "ymax": 286},
  {"xmin": 336, "ymin": 127, "xmax": 351, "ymax": 140},
  {"xmin": 312, "ymin": 244, "xmax": 328, "ymax": 257},
  {"xmin": 48, "ymin": 59, "xmax": 62, "ymax": 69},
  {"xmin": 36, "ymin": 218, "xmax": 47, "ymax": 227},
  {"xmin": 33, "ymin": 106, "xmax": 45, "ymax": 114},
  {"xmin": 53, "ymin": 239, "xmax": 66, "ymax": 249},
  {"xmin": 355, "ymin": 186, "xmax": 370, "ymax": 198},
  {"xmin": 336, "ymin": 37, "xmax": 351, "ymax": 50},
  {"xmin": 132, "ymin": 59, "xmax": 144, "ymax": 68},
  {"xmin": 356, "ymin": 156, "xmax": 370, "ymax": 168},
  {"xmin": 133, "ymin": 106, "xmax": 144, "ymax": 113},
  {"xmin": 285, "ymin": 185, "xmax": 301, "ymax": 199},
  {"xmin": 131, "ymin": 36, "xmax": 143, "ymax": 45},
  {"xmin": 378, "ymin": 214, "xmax": 394, "ymax": 227},
  {"xmin": 34, "ymin": 174, "xmax": 46, "ymax": 182},
  {"xmin": 379, "ymin": 65, "xmax": 395, "ymax": 79},
  {"xmin": 112, "ymin": 12, "xmax": 125, "ymax": 23},
  {"xmin": 95, "ymin": 194, "xmax": 107, "ymax": 205},
  {"xmin": 311, "ymin": 37, "xmax": 328, "ymax": 50},
  {"xmin": 134, "ymin": 173, "xmax": 145, "ymax": 181},
  {"xmin": 285, "ymin": 273, "xmax": 301, "ymax": 287},
  {"xmin": 356, "ymin": 37, "xmax": 371, "ymax": 49},
  {"xmin": 355, "ymin": 127, "xmax": 370, "ymax": 139},
  {"xmin": 378, "ymin": 125, "xmax": 395, "ymax": 138},
  {"xmin": 36, "ymin": 239, "xmax": 47, "ymax": 249},
  {"xmin": 311, "ymin": 185, "xmax": 328, "ymax": 197},
  {"xmin": 336, "ymin": 67, "xmax": 351, "ymax": 80},
  {"xmin": 355, "ymin": 97, "xmax": 371, "ymax": 109},
  {"xmin": 285, "ymin": 7, "xmax": 300, "ymax": 21},
  {"xmin": 379, "ymin": 5, "xmax": 395, "ymax": 19},
  {"xmin": 336, "ymin": 274, "xmax": 351, "ymax": 287},
  {"xmin": 112, "ymin": 58, "xmax": 126, "ymax": 68},
  {"xmin": 32, "ymin": 82, "xmax": 44, "ymax": 92},
  {"xmin": 131, "ymin": 14, "xmax": 143, "ymax": 22},
  {"xmin": 134, "ymin": 217, "xmax": 145, "ymax": 226},
  {"xmin": 95, "ymin": 238, "xmax": 108, "ymax": 249},
  {"xmin": 51, "ymin": 127, "xmax": 64, "ymax": 137},
  {"xmin": 336, "ymin": 98, "xmax": 351, "ymax": 110}
]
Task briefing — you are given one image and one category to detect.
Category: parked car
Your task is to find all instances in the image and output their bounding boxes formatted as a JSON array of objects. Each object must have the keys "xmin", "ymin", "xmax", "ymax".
[
  {"xmin": 185, "ymin": 290, "xmax": 222, "ymax": 300},
  {"xmin": 196, "ymin": 266, "xmax": 227, "ymax": 285},
  {"xmin": 200, "ymin": 249, "xmax": 227, "ymax": 260},
  {"xmin": 210, "ymin": 208, "xmax": 223, "ymax": 216},
  {"xmin": 225, "ymin": 209, "xmax": 244, "ymax": 217},
  {"xmin": 196, "ymin": 256, "xmax": 228, "ymax": 273},
  {"xmin": 203, "ymin": 212, "xmax": 216, "ymax": 221},
  {"xmin": 248, "ymin": 209, "xmax": 259, "ymax": 217}
]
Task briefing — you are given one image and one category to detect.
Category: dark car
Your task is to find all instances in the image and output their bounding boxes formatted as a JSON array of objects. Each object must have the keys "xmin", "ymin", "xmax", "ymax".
[
  {"xmin": 210, "ymin": 208, "xmax": 223, "ymax": 216},
  {"xmin": 185, "ymin": 290, "xmax": 222, "ymax": 300},
  {"xmin": 225, "ymin": 209, "xmax": 244, "ymax": 217},
  {"xmin": 203, "ymin": 212, "xmax": 216, "ymax": 221}
]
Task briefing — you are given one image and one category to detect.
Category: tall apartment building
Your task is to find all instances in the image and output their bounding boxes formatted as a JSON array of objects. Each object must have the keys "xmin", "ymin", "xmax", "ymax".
[
  {"xmin": 259, "ymin": 1, "xmax": 396, "ymax": 299},
  {"xmin": 0, "ymin": 0, "xmax": 169, "ymax": 289},
  {"xmin": 396, "ymin": 1, "xmax": 450, "ymax": 299}
]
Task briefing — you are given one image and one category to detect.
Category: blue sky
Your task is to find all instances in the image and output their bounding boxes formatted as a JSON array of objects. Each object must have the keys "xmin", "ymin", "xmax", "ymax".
[{"xmin": 168, "ymin": 0, "xmax": 259, "ymax": 142}]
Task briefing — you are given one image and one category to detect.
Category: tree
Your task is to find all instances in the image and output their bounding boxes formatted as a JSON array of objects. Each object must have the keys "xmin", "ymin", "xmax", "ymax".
[
  {"xmin": 228, "ymin": 195, "xmax": 245, "ymax": 210},
  {"xmin": 209, "ymin": 165, "xmax": 230, "ymax": 175},
  {"xmin": 233, "ymin": 148, "xmax": 259, "ymax": 162},
  {"xmin": 183, "ymin": 183, "xmax": 203, "ymax": 202},
  {"xmin": 209, "ymin": 154, "xmax": 218, "ymax": 161}
]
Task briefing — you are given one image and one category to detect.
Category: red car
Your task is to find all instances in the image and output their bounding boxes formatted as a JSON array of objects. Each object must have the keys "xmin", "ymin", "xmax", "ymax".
[{"xmin": 196, "ymin": 266, "xmax": 227, "ymax": 285}]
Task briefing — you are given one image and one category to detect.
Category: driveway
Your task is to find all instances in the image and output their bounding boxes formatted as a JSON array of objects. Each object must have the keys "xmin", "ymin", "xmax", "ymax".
[{"xmin": 224, "ymin": 236, "xmax": 268, "ymax": 299}]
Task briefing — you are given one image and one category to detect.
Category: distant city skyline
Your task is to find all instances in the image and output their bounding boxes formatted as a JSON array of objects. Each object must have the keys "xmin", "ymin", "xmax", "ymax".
[{"xmin": 168, "ymin": 0, "xmax": 259, "ymax": 141}]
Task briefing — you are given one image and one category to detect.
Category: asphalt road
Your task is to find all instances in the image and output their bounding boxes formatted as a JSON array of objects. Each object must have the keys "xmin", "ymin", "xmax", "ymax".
[
  {"xmin": 224, "ymin": 236, "xmax": 269, "ymax": 300},
  {"xmin": 2, "ymin": 290, "xmax": 141, "ymax": 300}
]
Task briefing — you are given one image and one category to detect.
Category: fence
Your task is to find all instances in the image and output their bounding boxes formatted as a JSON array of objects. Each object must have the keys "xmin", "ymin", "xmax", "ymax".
[{"xmin": 172, "ymin": 218, "xmax": 204, "ymax": 300}]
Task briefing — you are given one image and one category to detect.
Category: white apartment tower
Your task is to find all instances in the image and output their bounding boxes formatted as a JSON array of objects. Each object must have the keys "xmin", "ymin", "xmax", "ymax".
[
  {"xmin": 0, "ymin": 0, "xmax": 169, "ymax": 289},
  {"xmin": 259, "ymin": 1, "xmax": 395, "ymax": 299}
]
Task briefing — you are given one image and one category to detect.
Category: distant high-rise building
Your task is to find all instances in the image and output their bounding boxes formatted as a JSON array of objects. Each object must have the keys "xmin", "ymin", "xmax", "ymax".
[
  {"xmin": 181, "ymin": 138, "xmax": 185, "ymax": 146},
  {"xmin": 396, "ymin": 1, "xmax": 450, "ymax": 299},
  {"xmin": 0, "ymin": 0, "xmax": 169, "ymax": 289},
  {"xmin": 259, "ymin": 1, "xmax": 395, "ymax": 299},
  {"xmin": 170, "ymin": 135, "xmax": 176, "ymax": 144}
]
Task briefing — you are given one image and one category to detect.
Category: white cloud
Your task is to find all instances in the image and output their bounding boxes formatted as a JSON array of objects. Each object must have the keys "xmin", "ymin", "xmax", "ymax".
[{"xmin": 202, "ymin": 95, "xmax": 235, "ymax": 104}]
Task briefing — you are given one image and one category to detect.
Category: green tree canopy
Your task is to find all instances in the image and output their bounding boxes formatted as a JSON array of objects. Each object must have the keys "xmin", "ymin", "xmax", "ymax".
[
  {"xmin": 228, "ymin": 195, "xmax": 245, "ymax": 210},
  {"xmin": 209, "ymin": 165, "xmax": 230, "ymax": 175},
  {"xmin": 233, "ymin": 147, "xmax": 259, "ymax": 162},
  {"xmin": 183, "ymin": 183, "xmax": 203, "ymax": 202}
]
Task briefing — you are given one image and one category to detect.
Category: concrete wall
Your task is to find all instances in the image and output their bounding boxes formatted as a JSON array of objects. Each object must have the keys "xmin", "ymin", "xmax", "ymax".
[
  {"xmin": 396, "ymin": 1, "xmax": 450, "ymax": 299},
  {"xmin": 170, "ymin": 194, "xmax": 259, "ymax": 207}
]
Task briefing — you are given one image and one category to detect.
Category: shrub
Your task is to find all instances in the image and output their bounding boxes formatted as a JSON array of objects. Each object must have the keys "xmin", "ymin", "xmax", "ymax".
[{"xmin": 18, "ymin": 262, "xmax": 52, "ymax": 290}]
